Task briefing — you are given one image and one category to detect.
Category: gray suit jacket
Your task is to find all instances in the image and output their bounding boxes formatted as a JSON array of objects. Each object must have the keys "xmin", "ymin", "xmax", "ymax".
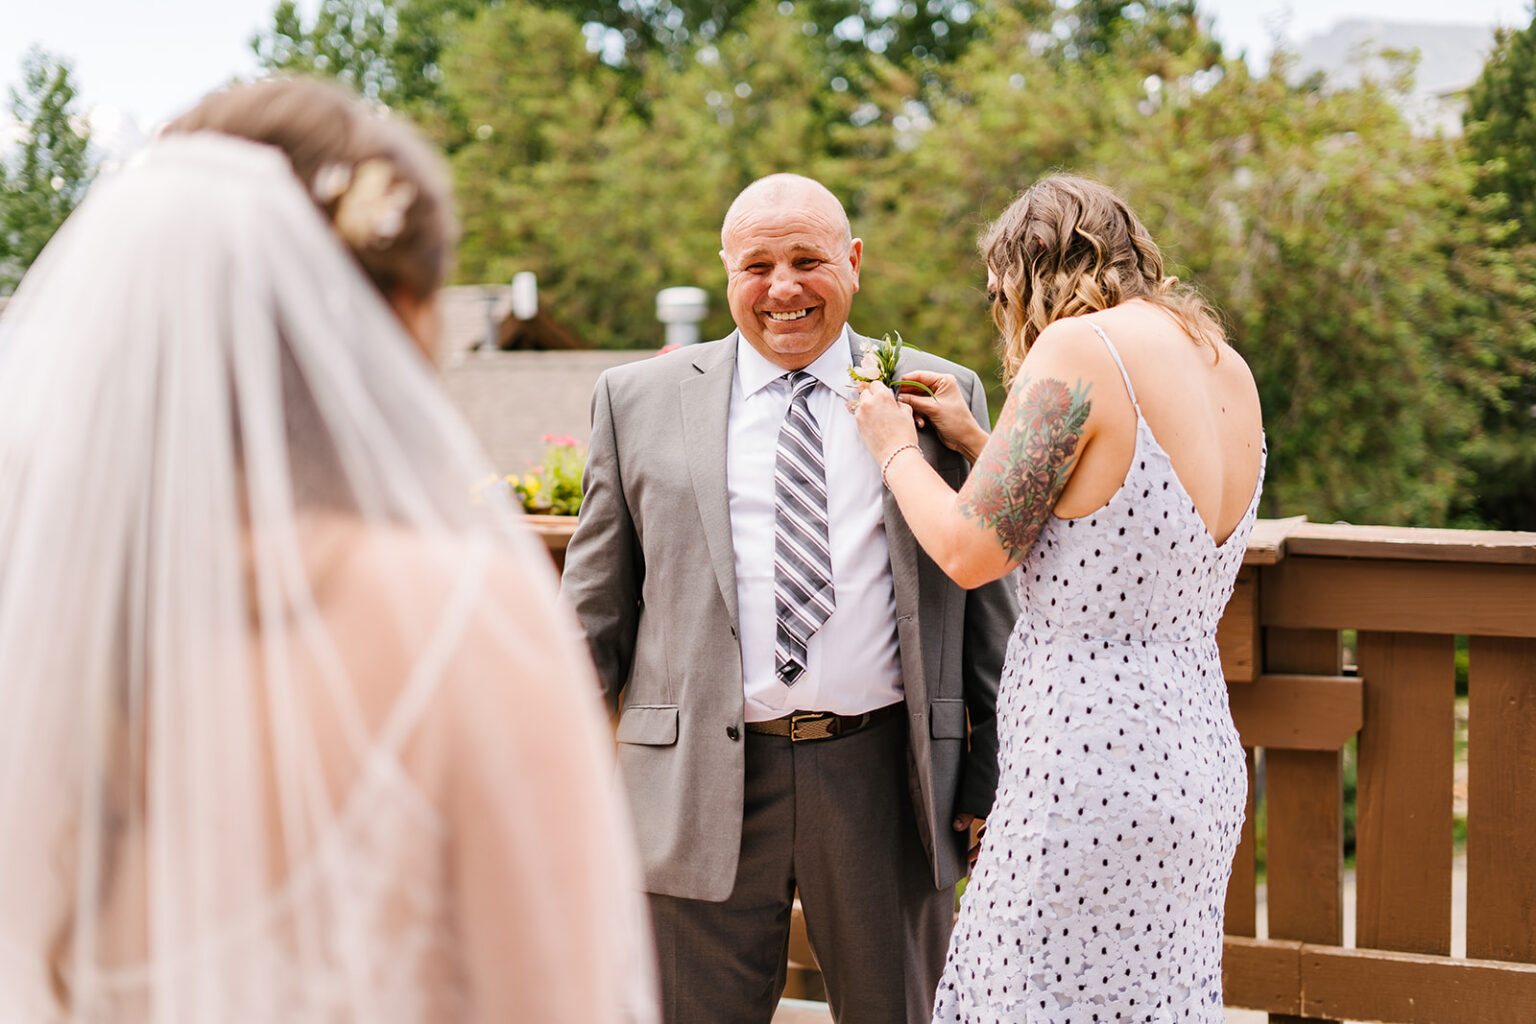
[{"xmin": 561, "ymin": 330, "xmax": 1018, "ymax": 902}]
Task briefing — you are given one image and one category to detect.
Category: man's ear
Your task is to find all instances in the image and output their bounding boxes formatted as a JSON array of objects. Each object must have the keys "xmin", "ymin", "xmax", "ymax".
[
  {"xmin": 848, "ymin": 238, "xmax": 863, "ymax": 290},
  {"xmin": 719, "ymin": 249, "xmax": 730, "ymax": 271}
]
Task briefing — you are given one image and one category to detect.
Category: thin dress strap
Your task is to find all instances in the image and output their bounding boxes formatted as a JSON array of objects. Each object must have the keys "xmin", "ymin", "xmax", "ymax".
[
  {"xmin": 375, "ymin": 533, "xmax": 493, "ymax": 757},
  {"xmin": 1086, "ymin": 321, "xmax": 1140, "ymax": 412}
]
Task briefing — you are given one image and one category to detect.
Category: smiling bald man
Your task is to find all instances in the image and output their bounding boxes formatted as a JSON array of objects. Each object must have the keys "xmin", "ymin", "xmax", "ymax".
[{"xmin": 562, "ymin": 174, "xmax": 1017, "ymax": 1023}]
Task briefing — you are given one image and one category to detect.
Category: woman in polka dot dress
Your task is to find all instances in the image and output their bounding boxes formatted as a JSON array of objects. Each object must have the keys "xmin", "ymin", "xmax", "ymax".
[{"xmin": 851, "ymin": 175, "xmax": 1265, "ymax": 1023}]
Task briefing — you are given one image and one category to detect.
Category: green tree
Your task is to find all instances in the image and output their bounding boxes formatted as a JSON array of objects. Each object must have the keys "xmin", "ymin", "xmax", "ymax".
[
  {"xmin": 447, "ymin": 0, "xmax": 904, "ymax": 348},
  {"xmin": 0, "ymin": 48, "xmax": 94, "ymax": 292},
  {"xmin": 252, "ymin": 0, "xmax": 398, "ymax": 103},
  {"xmin": 1464, "ymin": 7, "xmax": 1536, "ymax": 246},
  {"xmin": 252, "ymin": 0, "xmax": 999, "ymax": 126},
  {"xmin": 855, "ymin": 2, "xmax": 1215, "ymax": 390},
  {"xmin": 412, "ymin": 0, "xmax": 1529, "ymax": 525},
  {"xmin": 1101, "ymin": 63, "xmax": 1529, "ymax": 527},
  {"xmin": 1039, "ymin": 0, "xmax": 1222, "ymax": 76},
  {"xmin": 251, "ymin": 0, "xmax": 482, "ymax": 128},
  {"xmin": 862, "ymin": 11, "xmax": 1515, "ymax": 525},
  {"xmin": 443, "ymin": 2, "xmax": 631, "ymax": 307},
  {"xmin": 1460, "ymin": 7, "xmax": 1536, "ymax": 529},
  {"xmin": 503, "ymin": 0, "xmax": 991, "ymax": 77},
  {"xmin": 1141, "ymin": 70, "xmax": 1488, "ymax": 524}
]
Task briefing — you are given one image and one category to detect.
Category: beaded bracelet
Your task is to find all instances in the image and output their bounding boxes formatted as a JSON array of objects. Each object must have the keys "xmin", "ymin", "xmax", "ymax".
[{"xmin": 880, "ymin": 443, "xmax": 921, "ymax": 487}]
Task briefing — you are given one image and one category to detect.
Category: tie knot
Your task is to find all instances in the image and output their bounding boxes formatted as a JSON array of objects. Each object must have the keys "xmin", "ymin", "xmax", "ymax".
[{"xmin": 787, "ymin": 370, "xmax": 818, "ymax": 400}]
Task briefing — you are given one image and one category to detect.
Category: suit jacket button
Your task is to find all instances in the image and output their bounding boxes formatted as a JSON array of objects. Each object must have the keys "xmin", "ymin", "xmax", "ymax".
[{"xmin": 726, "ymin": 725, "xmax": 740, "ymax": 741}]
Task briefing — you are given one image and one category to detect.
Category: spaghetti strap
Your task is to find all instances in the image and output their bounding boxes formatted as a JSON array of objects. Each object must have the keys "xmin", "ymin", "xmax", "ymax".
[{"xmin": 1087, "ymin": 321, "xmax": 1140, "ymax": 412}]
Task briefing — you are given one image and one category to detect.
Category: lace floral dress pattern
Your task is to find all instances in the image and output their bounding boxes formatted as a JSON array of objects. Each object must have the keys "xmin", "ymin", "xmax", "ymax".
[
  {"xmin": 933, "ymin": 325, "xmax": 1264, "ymax": 1024},
  {"xmin": 80, "ymin": 764, "xmax": 467, "ymax": 1023}
]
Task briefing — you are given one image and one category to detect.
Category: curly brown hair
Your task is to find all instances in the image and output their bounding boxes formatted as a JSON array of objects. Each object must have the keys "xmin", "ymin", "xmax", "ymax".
[{"xmin": 980, "ymin": 175, "xmax": 1223, "ymax": 385}]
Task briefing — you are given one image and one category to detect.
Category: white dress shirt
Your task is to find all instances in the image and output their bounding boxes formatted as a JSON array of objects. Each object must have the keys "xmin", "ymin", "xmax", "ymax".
[{"xmin": 727, "ymin": 327, "xmax": 904, "ymax": 722}]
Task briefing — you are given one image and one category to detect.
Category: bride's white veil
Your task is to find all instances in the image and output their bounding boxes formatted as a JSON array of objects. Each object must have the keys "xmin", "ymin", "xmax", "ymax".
[{"xmin": 0, "ymin": 132, "xmax": 654, "ymax": 1022}]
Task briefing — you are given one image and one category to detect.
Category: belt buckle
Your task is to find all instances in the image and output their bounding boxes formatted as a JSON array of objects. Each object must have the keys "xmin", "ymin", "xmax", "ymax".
[{"xmin": 790, "ymin": 712, "xmax": 835, "ymax": 742}]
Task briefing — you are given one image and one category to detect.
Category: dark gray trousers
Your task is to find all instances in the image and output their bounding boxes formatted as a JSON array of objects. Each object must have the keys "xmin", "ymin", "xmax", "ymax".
[{"xmin": 648, "ymin": 711, "xmax": 954, "ymax": 1024}]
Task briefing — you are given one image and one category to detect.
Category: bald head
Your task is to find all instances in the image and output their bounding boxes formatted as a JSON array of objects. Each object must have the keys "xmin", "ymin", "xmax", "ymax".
[
  {"xmin": 718, "ymin": 173, "xmax": 863, "ymax": 370},
  {"xmin": 721, "ymin": 174, "xmax": 852, "ymax": 250}
]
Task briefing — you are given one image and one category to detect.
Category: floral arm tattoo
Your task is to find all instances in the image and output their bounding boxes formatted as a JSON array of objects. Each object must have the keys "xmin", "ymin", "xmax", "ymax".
[{"xmin": 959, "ymin": 377, "xmax": 1092, "ymax": 564}]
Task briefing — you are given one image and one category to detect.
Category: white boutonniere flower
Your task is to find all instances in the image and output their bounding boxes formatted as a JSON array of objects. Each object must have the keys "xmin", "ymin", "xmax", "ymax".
[{"xmin": 847, "ymin": 331, "xmax": 935, "ymax": 396}]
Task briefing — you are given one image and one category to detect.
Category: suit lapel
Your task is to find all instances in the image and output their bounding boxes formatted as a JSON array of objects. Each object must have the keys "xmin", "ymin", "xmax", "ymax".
[
  {"xmin": 872, "ymin": 330, "xmax": 927, "ymax": 641},
  {"xmin": 854, "ymin": 329, "xmax": 936, "ymax": 703},
  {"xmin": 883, "ymin": 484, "xmax": 922, "ymax": 627},
  {"xmin": 680, "ymin": 338, "xmax": 741, "ymax": 631}
]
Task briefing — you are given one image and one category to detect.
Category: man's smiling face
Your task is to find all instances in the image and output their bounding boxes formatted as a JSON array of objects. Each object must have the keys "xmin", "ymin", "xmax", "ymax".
[{"xmin": 720, "ymin": 182, "xmax": 861, "ymax": 371}]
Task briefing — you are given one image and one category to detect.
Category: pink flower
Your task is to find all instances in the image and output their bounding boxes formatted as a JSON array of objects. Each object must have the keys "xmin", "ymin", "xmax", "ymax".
[{"xmin": 541, "ymin": 433, "xmax": 580, "ymax": 447}]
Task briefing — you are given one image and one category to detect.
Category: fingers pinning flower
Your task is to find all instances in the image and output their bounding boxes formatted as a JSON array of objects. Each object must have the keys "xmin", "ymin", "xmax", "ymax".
[{"xmin": 846, "ymin": 331, "xmax": 935, "ymax": 396}]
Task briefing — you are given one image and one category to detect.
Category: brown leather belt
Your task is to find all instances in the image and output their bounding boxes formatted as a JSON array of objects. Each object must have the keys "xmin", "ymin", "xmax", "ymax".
[{"xmin": 744, "ymin": 702, "xmax": 904, "ymax": 742}]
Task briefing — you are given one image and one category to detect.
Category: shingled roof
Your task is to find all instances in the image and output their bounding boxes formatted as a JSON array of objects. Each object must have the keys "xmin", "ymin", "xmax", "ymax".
[
  {"xmin": 434, "ymin": 283, "xmax": 673, "ymax": 473},
  {"xmin": 440, "ymin": 348, "xmax": 654, "ymax": 475},
  {"xmin": 436, "ymin": 284, "xmax": 597, "ymax": 357}
]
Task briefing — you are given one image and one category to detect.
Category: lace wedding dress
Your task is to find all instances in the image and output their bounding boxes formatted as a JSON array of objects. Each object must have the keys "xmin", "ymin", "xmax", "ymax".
[{"xmin": 933, "ymin": 324, "xmax": 1263, "ymax": 1023}]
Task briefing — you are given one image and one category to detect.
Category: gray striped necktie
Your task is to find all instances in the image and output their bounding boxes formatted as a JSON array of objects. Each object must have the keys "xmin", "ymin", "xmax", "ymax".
[{"xmin": 774, "ymin": 370, "xmax": 835, "ymax": 686}]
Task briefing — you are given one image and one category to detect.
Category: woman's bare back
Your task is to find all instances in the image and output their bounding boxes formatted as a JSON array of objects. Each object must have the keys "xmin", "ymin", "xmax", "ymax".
[{"xmin": 1052, "ymin": 299, "xmax": 1264, "ymax": 546}]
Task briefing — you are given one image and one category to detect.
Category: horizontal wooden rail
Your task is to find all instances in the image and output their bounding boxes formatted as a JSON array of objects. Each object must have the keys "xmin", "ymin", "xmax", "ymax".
[
  {"xmin": 1240, "ymin": 519, "xmax": 1536, "ymax": 567},
  {"xmin": 1262, "ymin": 557, "xmax": 1536, "ymax": 638},
  {"xmin": 1227, "ymin": 674, "xmax": 1363, "ymax": 750},
  {"xmin": 1224, "ymin": 936, "xmax": 1536, "ymax": 1021},
  {"xmin": 1278, "ymin": 523, "xmax": 1536, "ymax": 566}
]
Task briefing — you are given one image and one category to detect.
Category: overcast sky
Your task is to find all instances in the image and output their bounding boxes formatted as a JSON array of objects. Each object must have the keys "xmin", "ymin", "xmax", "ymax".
[{"xmin": 1, "ymin": 0, "xmax": 1531, "ymax": 144}]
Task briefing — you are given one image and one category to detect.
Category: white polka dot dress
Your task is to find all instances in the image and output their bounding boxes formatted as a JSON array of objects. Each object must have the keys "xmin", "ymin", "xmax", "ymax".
[{"xmin": 932, "ymin": 324, "xmax": 1265, "ymax": 1024}]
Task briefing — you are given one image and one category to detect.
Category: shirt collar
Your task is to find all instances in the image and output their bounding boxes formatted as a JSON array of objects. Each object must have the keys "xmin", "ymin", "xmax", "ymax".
[{"xmin": 735, "ymin": 325, "xmax": 858, "ymax": 400}]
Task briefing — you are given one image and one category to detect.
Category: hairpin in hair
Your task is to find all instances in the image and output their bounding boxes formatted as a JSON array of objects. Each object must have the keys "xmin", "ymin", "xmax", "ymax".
[
  {"xmin": 320, "ymin": 159, "xmax": 417, "ymax": 250},
  {"xmin": 312, "ymin": 163, "xmax": 353, "ymax": 204}
]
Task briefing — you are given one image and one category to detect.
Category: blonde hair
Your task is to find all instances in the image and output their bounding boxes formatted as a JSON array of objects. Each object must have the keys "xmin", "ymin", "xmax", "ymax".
[
  {"xmin": 980, "ymin": 175, "xmax": 1222, "ymax": 385},
  {"xmin": 165, "ymin": 78, "xmax": 455, "ymax": 301}
]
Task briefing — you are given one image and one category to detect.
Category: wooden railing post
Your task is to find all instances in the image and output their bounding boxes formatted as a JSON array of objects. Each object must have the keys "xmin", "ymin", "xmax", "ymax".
[
  {"xmin": 1261, "ymin": 626, "xmax": 1344, "ymax": 1024},
  {"xmin": 1354, "ymin": 632, "xmax": 1455, "ymax": 956},
  {"xmin": 1225, "ymin": 748, "xmax": 1258, "ymax": 938},
  {"xmin": 1466, "ymin": 636, "xmax": 1536, "ymax": 965}
]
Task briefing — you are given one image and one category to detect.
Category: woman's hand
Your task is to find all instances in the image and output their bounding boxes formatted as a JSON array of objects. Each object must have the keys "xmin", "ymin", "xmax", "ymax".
[
  {"xmin": 850, "ymin": 380, "xmax": 919, "ymax": 467},
  {"xmin": 893, "ymin": 370, "xmax": 990, "ymax": 462}
]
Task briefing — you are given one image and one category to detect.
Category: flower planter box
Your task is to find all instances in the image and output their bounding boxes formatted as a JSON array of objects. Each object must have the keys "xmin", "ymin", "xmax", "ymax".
[{"xmin": 524, "ymin": 512, "xmax": 578, "ymax": 573}]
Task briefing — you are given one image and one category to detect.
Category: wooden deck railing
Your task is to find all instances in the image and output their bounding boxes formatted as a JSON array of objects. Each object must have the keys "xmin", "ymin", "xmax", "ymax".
[
  {"xmin": 1218, "ymin": 519, "xmax": 1536, "ymax": 1021},
  {"xmin": 528, "ymin": 516, "xmax": 1536, "ymax": 1020}
]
